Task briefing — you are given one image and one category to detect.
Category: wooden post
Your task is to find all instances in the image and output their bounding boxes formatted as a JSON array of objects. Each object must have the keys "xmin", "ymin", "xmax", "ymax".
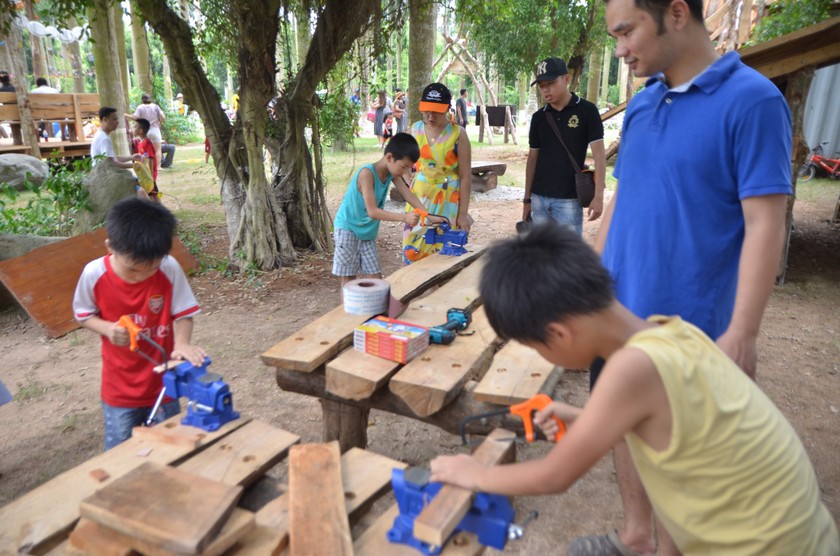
[
  {"xmin": 321, "ymin": 399, "xmax": 370, "ymax": 452},
  {"xmin": 779, "ymin": 67, "xmax": 816, "ymax": 283},
  {"xmin": 504, "ymin": 105, "xmax": 517, "ymax": 145}
]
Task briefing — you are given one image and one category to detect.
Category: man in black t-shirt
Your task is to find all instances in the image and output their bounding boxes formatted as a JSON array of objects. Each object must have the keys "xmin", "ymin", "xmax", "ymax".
[{"xmin": 523, "ymin": 58, "xmax": 605, "ymax": 235}]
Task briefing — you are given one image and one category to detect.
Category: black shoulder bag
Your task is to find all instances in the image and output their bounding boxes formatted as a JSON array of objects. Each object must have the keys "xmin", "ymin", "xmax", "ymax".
[{"xmin": 544, "ymin": 112, "xmax": 596, "ymax": 208}]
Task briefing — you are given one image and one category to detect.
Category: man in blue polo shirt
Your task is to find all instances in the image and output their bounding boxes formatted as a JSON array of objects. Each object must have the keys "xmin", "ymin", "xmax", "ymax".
[
  {"xmin": 523, "ymin": 58, "xmax": 606, "ymax": 235},
  {"xmin": 577, "ymin": 0, "xmax": 793, "ymax": 554}
]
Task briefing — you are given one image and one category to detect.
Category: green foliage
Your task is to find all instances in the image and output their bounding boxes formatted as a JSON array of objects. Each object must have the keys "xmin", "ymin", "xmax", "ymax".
[
  {"xmin": 318, "ymin": 89, "xmax": 357, "ymax": 150},
  {"xmin": 607, "ymin": 83, "xmax": 619, "ymax": 106},
  {"xmin": 751, "ymin": 0, "xmax": 830, "ymax": 43},
  {"xmin": 162, "ymin": 111, "xmax": 204, "ymax": 145},
  {"xmin": 0, "ymin": 158, "xmax": 93, "ymax": 236}
]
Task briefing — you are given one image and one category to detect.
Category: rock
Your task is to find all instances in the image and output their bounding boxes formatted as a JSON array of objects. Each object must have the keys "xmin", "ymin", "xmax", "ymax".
[
  {"xmin": 0, "ymin": 234, "xmax": 64, "ymax": 261},
  {"xmin": 74, "ymin": 160, "xmax": 137, "ymax": 233},
  {"xmin": 0, "ymin": 154, "xmax": 50, "ymax": 191}
]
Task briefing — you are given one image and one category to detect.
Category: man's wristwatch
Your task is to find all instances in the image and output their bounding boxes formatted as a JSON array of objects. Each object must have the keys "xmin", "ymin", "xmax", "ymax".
[{"xmin": 523, "ymin": 198, "xmax": 531, "ymax": 204}]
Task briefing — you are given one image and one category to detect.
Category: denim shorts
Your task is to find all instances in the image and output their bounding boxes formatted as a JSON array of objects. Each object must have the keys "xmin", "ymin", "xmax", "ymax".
[
  {"xmin": 102, "ymin": 399, "xmax": 181, "ymax": 450},
  {"xmin": 531, "ymin": 194, "xmax": 583, "ymax": 236}
]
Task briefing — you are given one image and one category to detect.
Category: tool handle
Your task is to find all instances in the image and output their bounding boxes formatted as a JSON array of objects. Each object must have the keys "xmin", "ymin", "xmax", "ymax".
[
  {"xmin": 509, "ymin": 393, "xmax": 566, "ymax": 442},
  {"xmin": 118, "ymin": 315, "xmax": 142, "ymax": 352},
  {"xmin": 412, "ymin": 207, "xmax": 430, "ymax": 226}
]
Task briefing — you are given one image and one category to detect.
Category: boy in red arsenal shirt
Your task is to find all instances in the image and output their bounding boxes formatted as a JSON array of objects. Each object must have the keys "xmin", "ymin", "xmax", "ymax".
[
  {"xmin": 73, "ymin": 198, "xmax": 206, "ymax": 450},
  {"xmin": 134, "ymin": 118, "xmax": 160, "ymax": 201}
]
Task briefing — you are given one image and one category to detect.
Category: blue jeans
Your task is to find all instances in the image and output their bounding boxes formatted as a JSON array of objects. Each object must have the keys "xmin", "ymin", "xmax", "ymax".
[
  {"xmin": 102, "ymin": 399, "xmax": 181, "ymax": 450},
  {"xmin": 531, "ymin": 194, "xmax": 583, "ymax": 236}
]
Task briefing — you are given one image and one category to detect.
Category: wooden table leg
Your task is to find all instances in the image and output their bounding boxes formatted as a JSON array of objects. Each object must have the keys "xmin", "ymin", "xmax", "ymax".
[{"xmin": 321, "ymin": 399, "xmax": 369, "ymax": 452}]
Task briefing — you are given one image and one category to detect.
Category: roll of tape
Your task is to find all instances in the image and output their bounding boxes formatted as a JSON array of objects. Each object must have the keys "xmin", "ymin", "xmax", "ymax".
[{"xmin": 343, "ymin": 278, "xmax": 391, "ymax": 315}]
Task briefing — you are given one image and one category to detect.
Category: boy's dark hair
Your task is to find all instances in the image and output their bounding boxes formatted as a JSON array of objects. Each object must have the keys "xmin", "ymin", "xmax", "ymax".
[
  {"xmin": 106, "ymin": 198, "xmax": 176, "ymax": 262},
  {"xmin": 606, "ymin": 0, "xmax": 704, "ymax": 32},
  {"xmin": 384, "ymin": 132, "xmax": 420, "ymax": 163},
  {"xmin": 0, "ymin": 73, "xmax": 11, "ymax": 85},
  {"xmin": 135, "ymin": 118, "xmax": 151, "ymax": 135},
  {"xmin": 460, "ymin": 89, "xmax": 467, "ymax": 96},
  {"xmin": 480, "ymin": 223, "xmax": 614, "ymax": 343},
  {"xmin": 36, "ymin": 77, "xmax": 48, "ymax": 87},
  {"xmin": 99, "ymin": 106, "xmax": 117, "ymax": 120}
]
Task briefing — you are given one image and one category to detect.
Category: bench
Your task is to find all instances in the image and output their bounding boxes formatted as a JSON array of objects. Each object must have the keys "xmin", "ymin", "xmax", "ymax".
[{"xmin": 0, "ymin": 91, "xmax": 100, "ymax": 158}]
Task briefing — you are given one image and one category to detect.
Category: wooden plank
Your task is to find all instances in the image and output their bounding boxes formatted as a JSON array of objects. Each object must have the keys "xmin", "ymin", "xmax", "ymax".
[
  {"xmin": 325, "ymin": 259, "xmax": 485, "ymax": 401},
  {"xmin": 472, "ymin": 341, "xmax": 560, "ymax": 405},
  {"xmin": 389, "ymin": 307, "xmax": 498, "ymax": 417},
  {"xmin": 0, "ymin": 228, "xmax": 198, "ymax": 338},
  {"xmin": 0, "ymin": 415, "xmax": 248, "ymax": 555},
  {"xmin": 739, "ymin": 17, "xmax": 840, "ymax": 79},
  {"xmin": 413, "ymin": 429, "xmax": 516, "ymax": 547},
  {"xmin": 261, "ymin": 246, "xmax": 486, "ymax": 372},
  {"xmin": 177, "ymin": 420, "xmax": 300, "ymax": 487},
  {"xmin": 79, "ymin": 462, "xmax": 242, "ymax": 555},
  {"xmin": 68, "ymin": 509, "xmax": 254, "ymax": 556},
  {"xmin": 234, "ymin": 447, "xmax": 407, "ymax": 556},
  {"xmin": 470, "ymin": 160, "xmax": 507, "ymax": 175},
  {"xmin": 354, "ymin": 505, "xmax": 484, "ymax": 556},
  {"xmin": 0, "ymin": 91, "xmax": 18, "ymax": 103},
  {"xmin": 287, "ymin": 442, "xmax": 353, "ymax": 556}
]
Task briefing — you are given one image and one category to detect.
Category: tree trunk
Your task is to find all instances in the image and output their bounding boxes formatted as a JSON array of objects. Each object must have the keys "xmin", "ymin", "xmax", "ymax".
[
  {"xmin": 295, "ymin": 7, "xmax": 311, "ymax": 71},
  {"xmin": 0, "ymin": 16, "xmax": 42, "ymax": 157},
  {"xmin": 89, "ymin": 0, "xmax": 130, "ymax": 156},
  {"xmin": 65, "ymin": 17, "xmax": 86, "ymax": 93},
  {"xmin": 162, "ymin": 55, "xmax": 173, "ymax": 106},
  {"xmin": 601, "ymin": 44, "xmax": 612, "ymax": 104},
  {"xmin": 395, "ymin": 29, "xmax": 403, "ymax": 88},
  {"xmin": 408, "ymin": 0, "xmax": 435, "ymax": 125},
  {"xmin": 23, "ymin": 0, "xmax": 48, "ymax": 87},
  {"xmin": 112, "ymin": 3, "xmax": 131, "ymax": 110},
  {"xmin": 518, "ymin": 72, "xmax": 528, "ymax": 111},
  {"xmin": 129, "ymin": 1, "xmax": 154, "ymax": 94},
  {"xmin": 586, "ymin": 47, "xmax": 602, "ymax": 105}
]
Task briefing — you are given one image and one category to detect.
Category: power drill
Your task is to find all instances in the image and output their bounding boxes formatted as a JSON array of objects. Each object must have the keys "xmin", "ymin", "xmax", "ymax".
[{"xmin": 428, "ymin": 308, "xmax": 472, "ymax": 345}]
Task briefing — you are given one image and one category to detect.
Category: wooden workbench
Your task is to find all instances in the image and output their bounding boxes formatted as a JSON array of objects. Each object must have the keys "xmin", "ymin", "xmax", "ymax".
[
  {"xmin": 0, "ymin": 416, "xmax": 497, "ymax": 555},
  {"xmin": 261, "ymin": 247, "xmax": 563, "ymax": 452}
]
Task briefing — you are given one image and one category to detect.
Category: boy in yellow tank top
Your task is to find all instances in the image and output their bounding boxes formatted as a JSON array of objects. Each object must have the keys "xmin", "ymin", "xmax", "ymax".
[{"xmin": 431, "ymin": 223, "xmax": 838, "ymax": 555}]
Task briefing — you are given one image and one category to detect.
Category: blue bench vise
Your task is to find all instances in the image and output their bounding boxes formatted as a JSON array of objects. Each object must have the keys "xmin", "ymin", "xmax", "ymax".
[
  {"xmin": 387, "ymin": 467, "xmax": 516, "ymax": 555},
  {"xmin": 424, "ymin": 222, "xmax": 469, "ymax": 256},
  {"xmin": 159, "ymin": 358, "xmax": 240, "ymax": 432}
]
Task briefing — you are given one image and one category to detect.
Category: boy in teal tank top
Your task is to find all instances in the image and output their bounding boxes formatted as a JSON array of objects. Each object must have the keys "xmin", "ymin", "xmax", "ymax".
[
  {"xmin": 332, "ymin": 133, "xmax": 442, "ymax": 297},
  {"xmin": 430, "ymin": 223, "xmax": 839, "ymax": 555}
]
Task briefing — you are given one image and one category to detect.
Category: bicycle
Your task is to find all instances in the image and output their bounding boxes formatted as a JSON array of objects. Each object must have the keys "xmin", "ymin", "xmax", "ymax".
[{"xmin": 797, "ymin": 141, "xmax": 840, "ymax": 182}]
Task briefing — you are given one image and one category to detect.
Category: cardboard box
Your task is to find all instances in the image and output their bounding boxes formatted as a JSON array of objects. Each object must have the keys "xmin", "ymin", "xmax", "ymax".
[{"xmin": 353, "ymin": 316, "xmax": 430, "ymax": 364}]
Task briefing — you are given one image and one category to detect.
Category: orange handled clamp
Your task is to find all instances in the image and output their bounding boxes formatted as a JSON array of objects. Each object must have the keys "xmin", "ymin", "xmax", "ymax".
[
  {"xmin": 459, "ymin": 393, "xmax": 567, "ymax": 444},
  {"xmin": 412, "ymin": 207, "xmax": 431, "ymax": 226}
]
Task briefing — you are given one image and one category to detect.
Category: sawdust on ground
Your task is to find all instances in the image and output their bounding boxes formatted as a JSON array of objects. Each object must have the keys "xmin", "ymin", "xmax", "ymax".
[{"xmin": 0, "ymin": 185, "xmax": 838, "ymax": 554}]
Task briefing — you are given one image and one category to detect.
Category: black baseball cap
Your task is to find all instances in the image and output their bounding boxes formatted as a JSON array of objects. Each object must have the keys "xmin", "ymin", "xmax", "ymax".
[
  {"xmin": 531, "ymin": 58, "xmax": 569, "ymax": 86},
  {"xmin": 419, "ymin": 83, "xmax": 452, "ymax": 113}
]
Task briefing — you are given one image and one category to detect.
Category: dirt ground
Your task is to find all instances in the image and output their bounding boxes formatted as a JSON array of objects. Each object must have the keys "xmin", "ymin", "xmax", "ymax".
[{"xmin": 1, "ymin": 174, "xmax": 838, "ymax": 553}]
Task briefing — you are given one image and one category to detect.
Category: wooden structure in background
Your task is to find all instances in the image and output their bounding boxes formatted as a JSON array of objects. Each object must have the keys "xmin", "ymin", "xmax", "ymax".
[
  {"xmin": 0, "ymin": 92, "xmax": 101, "ymax": 158},
  {"xmin": 0, "ymin": 228, "xmax": 198, "ymax": 337}
]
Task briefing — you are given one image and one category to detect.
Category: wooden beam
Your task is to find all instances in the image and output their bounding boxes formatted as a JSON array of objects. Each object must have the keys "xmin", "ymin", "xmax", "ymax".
[
  {"xmin": 176, "ymin": 420, "xmax": 300, "ymax": 487},
  {"xmin": 412, "ymin": 428, "xmax": 516, "ymax": 547},
  {"xmin": 288, "ymin": 442, "xmax": 353, "ymax": 556},
  {"xmin": 472, "ymin": 341, "xmax": 561, "ymax": 405},
  {"xmin": 326, "ymin": 259, "xmax": 485, "ymax": 402},
  {"xmin": 0, "ymin": 415, "xmax": 247, "ymax": 555},
  {"xmin": 389, "ymin": 306, "xmax": 499, "ymax": 417},
  {"xmin": 739, "ymin": 17, "xmax": 840, "ymax": 79},
  {"xmin": 78, "ymin": 462, "xmax": 242, "ymax": 555},
  {"xmin": 234, "ymin": 448, "xmax": 407, "ymax": 555},
  {"xmin": 261, "ymin": 246, "xmax": 487, "ymax": 372}
]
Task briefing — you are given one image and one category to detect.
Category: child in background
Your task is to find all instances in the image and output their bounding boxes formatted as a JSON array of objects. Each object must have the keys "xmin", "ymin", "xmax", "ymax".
[
  {"xmin": 332, "ymin": 132, "xmax": 442, "ymax": 299},
  {"xmin": 133, "ymin": 118, "xmax": 160, "ymax": 202},
  {"xmin": 430, "ymin": 224, "xmax": 839, "ymax": 555},
  {"xmin": 73, "ymin": 199, "xmax": 206, "ymax": 450}
]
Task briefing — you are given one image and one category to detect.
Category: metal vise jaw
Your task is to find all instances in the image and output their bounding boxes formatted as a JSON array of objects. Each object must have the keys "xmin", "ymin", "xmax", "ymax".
[
  {"xmin": 387, "ymin": 467, "xmax": 516, "ymax": 555},
  {"xmin": 423, "ymin": 222, "xmax": 469, "ymax": 256},
  {"xmin": 162, "ymin": 357, "xmax": 240, "ymax": 432}
]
